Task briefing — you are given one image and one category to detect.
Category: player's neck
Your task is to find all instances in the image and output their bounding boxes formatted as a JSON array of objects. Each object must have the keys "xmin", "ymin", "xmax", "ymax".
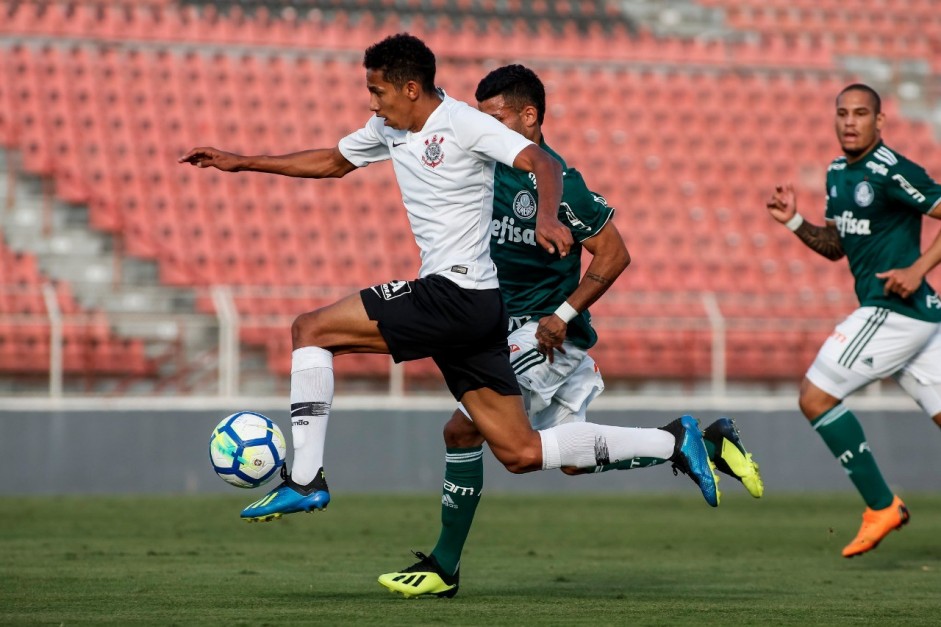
[
  {"xmin": 844, "ymin": 137, "xmax": 881, "ymax": 164},
  {"xmin": 407, "ymin": 92, "xmax": 445, "ymax": 133}
]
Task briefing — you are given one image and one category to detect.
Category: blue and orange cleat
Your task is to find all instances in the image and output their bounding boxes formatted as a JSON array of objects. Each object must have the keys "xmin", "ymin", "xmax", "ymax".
[
  {"xmin": 660, "ymin": 415, "xmax": 720, "ymax": 507},
  {"xmin": 240, "ymin": 466, "xmax": 330, "ymax": 522}
]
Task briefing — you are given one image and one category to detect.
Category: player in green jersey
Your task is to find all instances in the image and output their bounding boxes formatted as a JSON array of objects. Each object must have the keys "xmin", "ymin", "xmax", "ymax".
[
  {"xmin": 767, "ymin": 84, "xmax": 941, "ymax": 558},
  {"xmin": 378, "ymin": 65, "xmax": 764, "ymax": 599}
]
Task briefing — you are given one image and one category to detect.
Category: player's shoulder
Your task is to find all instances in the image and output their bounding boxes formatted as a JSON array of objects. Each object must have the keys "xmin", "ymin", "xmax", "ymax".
[
  {"xmin": 827, "ymin": 155, "xmax": 848, "ymax": 172},
  {"xmin": 867, "ymin": 143, "xmax": 904, "ymax": 173},
  {"xmin": 441, "ymin": 94, "xmax": 490, "ymax": 125},
  {"xmin": 561, "ymin": 165, "xmax": 587, "ymax": 186},
  {"xmin": 559, "ymin": 166, "xmax": 611, "ymax": 207},
  {"xmin": 868, "ymin": 143, "xmax": 934, "ymax": 185},
  {"xmin": 872, "ymin": 142, "xmax": 927, "ymax": 173},
  {"xmin": 559, "ymin": 167, "xmax": 593, "ymax": 198},
  {"xmin": 539, "ymin": 141, "xmax": 568, "ymax": 169}
]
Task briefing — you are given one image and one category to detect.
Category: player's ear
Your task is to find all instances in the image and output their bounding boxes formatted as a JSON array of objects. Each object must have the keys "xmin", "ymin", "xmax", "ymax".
[
  {"xmin": 875, "ymin": 110, "xmax": 885, "ymax": 132},
  {"xmin": 404, "ymin": 79, "xmax": 421, "ymax": 101},
  {"xmin": 521, "ymin": 104, "xmax": 539, "ymax": 130}
]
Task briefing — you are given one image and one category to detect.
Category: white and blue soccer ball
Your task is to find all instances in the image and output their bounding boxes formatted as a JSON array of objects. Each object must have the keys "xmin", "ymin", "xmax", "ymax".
[{"xmin": 210, "ymin": 411, "xmax": 286, "ymax": 488}]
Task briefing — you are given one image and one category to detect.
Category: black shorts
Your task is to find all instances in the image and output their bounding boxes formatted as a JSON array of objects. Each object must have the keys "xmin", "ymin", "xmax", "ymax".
[{"xmin": 360, "ymin": 274, "xmax": 521, "ymax": 400}]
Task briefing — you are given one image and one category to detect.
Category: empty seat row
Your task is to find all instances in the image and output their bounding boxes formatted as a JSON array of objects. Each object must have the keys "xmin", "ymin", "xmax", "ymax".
[{"xmin": 3, "ymin": 3, "xmax": 941, "ymax": 382}]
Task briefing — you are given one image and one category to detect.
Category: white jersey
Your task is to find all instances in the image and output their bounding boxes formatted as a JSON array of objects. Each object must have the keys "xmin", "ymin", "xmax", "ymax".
[{"xmin": 338, "ymin": 92, "xmax": 533, "ymax": 290}]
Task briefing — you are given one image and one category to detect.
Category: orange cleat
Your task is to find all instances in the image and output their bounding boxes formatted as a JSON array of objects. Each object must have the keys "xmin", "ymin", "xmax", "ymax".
[{"xmin": 842, "ymin": 495, "xmax": 910, "ymax": 558}]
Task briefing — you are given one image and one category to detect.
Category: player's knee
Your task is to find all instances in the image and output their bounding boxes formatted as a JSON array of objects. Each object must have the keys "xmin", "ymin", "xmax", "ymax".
[
  {"xmin": 494, "ymin": 443, "xmax": 542, "ymax": 474},
  {"xmin": 798, "ymin": 393, "xmax": 825, "ymax": 420},
  {"xmin": 443, "ymin": 417, "xmax": 483, "ymax": 449},
  {"xmin": 798, "ymin": 378, "xmax": 838, "ymax": 420},
  {"xmin": 292, "ymin": 310, "xmax": 325, "ymax": 348}
]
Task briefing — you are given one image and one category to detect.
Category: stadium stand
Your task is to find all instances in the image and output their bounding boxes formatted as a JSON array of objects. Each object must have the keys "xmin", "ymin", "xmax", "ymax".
[
  {"xmin": 1, "ymin": 0, "xmax": 940, "ymax": 390},
  {"xmin": 0, "ymin": 240, "xmax": 154, "ymax": 379}
]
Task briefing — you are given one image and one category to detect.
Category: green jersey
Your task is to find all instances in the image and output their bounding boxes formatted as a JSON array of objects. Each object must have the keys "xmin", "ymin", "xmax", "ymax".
[
  {"xmin": 824, "ymin": 141, "xmax": 941, "ymax": 322},
  {"xmin": 489, "ymin": 141, "xmax": 615, "ymax": 349}
]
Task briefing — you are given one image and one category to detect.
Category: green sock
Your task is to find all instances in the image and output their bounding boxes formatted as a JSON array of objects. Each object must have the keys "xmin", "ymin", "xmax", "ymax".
[
  {"xmin": 811, "ymin": 404, "xmax": 893, "ymax": 510},
  {"xmin": 595, "ymin": 456, "xmax": 667, "ymax": 472},
  {"xmin": 431, "ymin": 446, "xmax": 483, "ymax": 576},
  {"xmin": 703, "ymin": 439, "xmax": 716, "ymax": 460}
]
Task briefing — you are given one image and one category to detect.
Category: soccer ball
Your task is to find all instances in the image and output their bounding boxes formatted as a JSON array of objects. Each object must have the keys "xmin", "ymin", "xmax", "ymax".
[{"xmin": 209, "ymin": 411, "xmax": 286, "ymax": 488}]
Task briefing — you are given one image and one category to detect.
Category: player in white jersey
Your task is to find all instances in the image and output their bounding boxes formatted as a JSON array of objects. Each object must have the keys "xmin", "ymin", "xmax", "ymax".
[
  {"xmin": 767, "ymin": 84, "xmax": 941, "ymax": 558},
  {"xmin": 377, "ymin": 64, "xmax": 763, "ymax": 599},
  {"xmin": 180, "ymin": 35, "xmax": 717, "ymax": 539}
]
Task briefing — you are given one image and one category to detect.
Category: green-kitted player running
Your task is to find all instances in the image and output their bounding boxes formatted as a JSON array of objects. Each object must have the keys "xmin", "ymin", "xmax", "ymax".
[
  {"xmin": 379, "ymin": 65, "xmax": 764, "ymax": 599},
  {"xmin": 767, "ymin": 83, "xmax": 941, "ymax": 558}
]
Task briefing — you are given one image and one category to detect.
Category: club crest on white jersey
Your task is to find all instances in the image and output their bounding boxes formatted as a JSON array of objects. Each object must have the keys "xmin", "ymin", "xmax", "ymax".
[{"xmin": 422, "ymin": 134, "xmax": 445, "ymax": 168}]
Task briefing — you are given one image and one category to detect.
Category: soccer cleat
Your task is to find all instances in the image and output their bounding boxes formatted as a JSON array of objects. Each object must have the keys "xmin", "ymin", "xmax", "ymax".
[
  {"xmin": 703, "ymin": 418, "xmax": 764, "ymax": 498},
  {"xmin": 240, "ymin": 466, "xmax": 330, "ymax": 522},
  {"xmin": 659, "ymin": 415, "xmax": 720, "ymax": 507},
  {"xmin": 842, "ymin": 495, "xmax": 910, "ymax": 558},
  {"xmin": 378, "ymin": 551, "xmax": 460, "ymax": 599}
]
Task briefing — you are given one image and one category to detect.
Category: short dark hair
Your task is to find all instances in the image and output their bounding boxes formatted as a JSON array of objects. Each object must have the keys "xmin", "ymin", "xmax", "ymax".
[
  {"xmin": 837, "ymin": 83, "xmax": 882, "ymax": 115},
  {"xmin": 475, "ymin": 64, "xmax": 546, "ymax": 125},
  {"xmin": 363, "ymin": 33, "xmax": 436, "ymax": 93}
]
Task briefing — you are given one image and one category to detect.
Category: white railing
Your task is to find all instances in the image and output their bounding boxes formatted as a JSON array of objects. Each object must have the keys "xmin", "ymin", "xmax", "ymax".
[{"xmin": 2, "ymin": 283, "xmax": 898, "ymax": 407}]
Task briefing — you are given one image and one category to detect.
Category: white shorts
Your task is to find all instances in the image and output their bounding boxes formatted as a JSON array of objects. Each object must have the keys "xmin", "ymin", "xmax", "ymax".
[
  {"xmin": 806, "ymin": 306, "xmax": 941, "ymax": 416},
  {"xmin": 459, "ymin": 320, "xmax": 605, "ymax": 429}
]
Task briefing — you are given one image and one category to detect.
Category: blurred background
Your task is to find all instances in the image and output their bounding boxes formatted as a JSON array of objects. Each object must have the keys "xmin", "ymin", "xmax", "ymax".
[{"xmin": 1, "ymin": 0, "xmax": 940, "ymax": 493}]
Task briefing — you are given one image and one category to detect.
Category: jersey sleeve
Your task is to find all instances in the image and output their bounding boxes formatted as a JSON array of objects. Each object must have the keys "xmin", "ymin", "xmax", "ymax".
[
  {"xmin": 337, "ymin": 116, "xmax": 391, "ymax": 167},
  {"xmin": 886, "ymin": 159, "xmax": 941, "ymax": 214},
  {"xmin": 559, "ymin": 169, "xmax": 615, "ymax": 242},
  {"xmin": 824, "ymin": 168, "xmax": 836, "ymax": 221},
  {"xmin": 449, "ymin": 104, "xmax": 533, "ymax": 167}
]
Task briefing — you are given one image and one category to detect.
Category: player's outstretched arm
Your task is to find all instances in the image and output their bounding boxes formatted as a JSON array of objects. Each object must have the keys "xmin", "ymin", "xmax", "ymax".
[
  {"xmin": 534, "ymin": 221, "xmax": 630, "ymax": 362},
  {"xmin": 178, "ymin": 146, "xmax": 357, "ymax": 179},
  {"xmin": 875, "ymin": 201, "xmax": 941, "ymax": 297},
  {"xmin": 766, "ymin": 182, "xmax": 844, "ymax": 261},
  {"xmin": 512, "ymin": 144, "xmax": 572, "ymax": 258}
]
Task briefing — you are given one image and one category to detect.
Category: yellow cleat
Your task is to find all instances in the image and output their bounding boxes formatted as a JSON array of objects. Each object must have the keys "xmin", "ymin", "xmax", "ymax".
[
  {"xmin": 842, "ymin": 495, "xmax": 910, "ymax": 558},
  {"xmin": 378, "ymin": 552, "xmax": 459, "ymax": 599},
  {"xmin": 703, "ymin": 418, "xmax": 764, "ymax": 498}
]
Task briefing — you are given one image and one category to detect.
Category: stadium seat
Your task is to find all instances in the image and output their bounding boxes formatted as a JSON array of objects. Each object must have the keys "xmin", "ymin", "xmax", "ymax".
[{"xmin": 4, "ymin": 4, "xmax": 941, "ymax": 385}]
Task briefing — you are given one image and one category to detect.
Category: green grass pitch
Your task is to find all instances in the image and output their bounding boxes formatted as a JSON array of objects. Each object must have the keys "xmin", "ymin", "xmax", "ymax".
[{"xmin": 2, "ymin": 493, "xmax": 940, "ymax": 625}]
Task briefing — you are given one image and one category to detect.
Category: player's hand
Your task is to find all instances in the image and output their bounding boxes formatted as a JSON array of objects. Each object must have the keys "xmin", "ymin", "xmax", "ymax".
[
  {"xmin": 876, "ymin": 267, "xmax": 923, "ymax": 299},
  {"xmin": 535, "ymin": 213, "xmax": 574, "ymax": 258},
  {"xmin": 766, "ymin": 183, "xmax": 798, "ymax": 224},
  {"xmin": 178, "ymin": 147, "xmax": 244, "ymax": 171},
  {"xmin": 535, "ymin": 315, "xmax": 568, "ymax": 364}
]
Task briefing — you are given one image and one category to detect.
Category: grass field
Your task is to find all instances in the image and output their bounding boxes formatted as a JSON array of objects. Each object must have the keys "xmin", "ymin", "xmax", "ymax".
[{"xmin": 2, "ymin": 493, "xmax": 940, "ymax": 625}]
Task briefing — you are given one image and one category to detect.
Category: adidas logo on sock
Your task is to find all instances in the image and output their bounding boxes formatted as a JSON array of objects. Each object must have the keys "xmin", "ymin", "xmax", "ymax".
[{"xmin": 441, "ymin": 493, "xmax": 458, "ymax": 509}]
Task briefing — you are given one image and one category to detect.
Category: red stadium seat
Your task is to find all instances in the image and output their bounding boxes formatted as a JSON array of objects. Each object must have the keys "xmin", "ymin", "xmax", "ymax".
[{"xmin": 3, "ymin": 4, "xmax": 940, "ymax": 385}]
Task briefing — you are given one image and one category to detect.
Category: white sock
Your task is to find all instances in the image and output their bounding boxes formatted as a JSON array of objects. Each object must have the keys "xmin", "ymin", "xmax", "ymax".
[
  {"xmin": 289, "ymin": 346, "xmax": 334, "ymax": 485},
  {"xmin": 540, "ymin": 423, "xmax": 675, "ymax": 470}
]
